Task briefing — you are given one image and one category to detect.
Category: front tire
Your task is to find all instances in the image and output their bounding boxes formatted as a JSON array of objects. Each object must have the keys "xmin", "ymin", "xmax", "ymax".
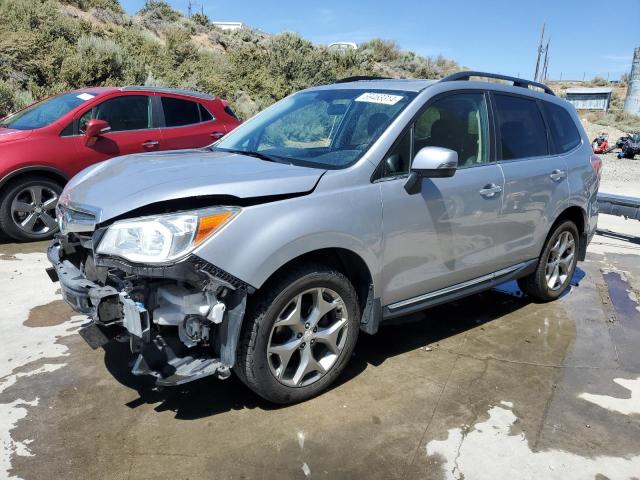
[
  {"xmin": 0, "ymin": 176, "xmax": 62, "ymax": 242},
  {"xmin": 518, "ymin": 220, "xmax": 579, "ymax": 302},
  {"xmin": 236, "ymin": 264, "xmax": 360, "ymax": 404}
]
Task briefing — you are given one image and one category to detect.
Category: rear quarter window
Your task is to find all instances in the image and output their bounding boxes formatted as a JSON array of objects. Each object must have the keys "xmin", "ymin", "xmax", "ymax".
[
  {"xmin": 541, "ymin": 102, "xmax": 582, "ymax": 154},
  {"xmin": 494, "ymin": 94, "xmax": 548, "ymax": 160}
]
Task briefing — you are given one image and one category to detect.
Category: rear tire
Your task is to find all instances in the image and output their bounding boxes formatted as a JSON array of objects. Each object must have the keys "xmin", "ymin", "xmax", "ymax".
[
  {"xmin": 235, "ymin": 264, "xmax": 360, "ymax": 404},
  {"xmin": 518, "ymin": 220, "xmax": 579, "ymax": 302},
  {"xmin": 0, "ymin": 176, "xmax": 62, "ymax": 242}
]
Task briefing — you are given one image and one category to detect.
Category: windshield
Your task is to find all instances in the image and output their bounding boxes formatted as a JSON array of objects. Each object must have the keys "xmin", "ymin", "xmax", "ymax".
[
  {"xmin": 0, "ymin": 92, "xmax": 95, "ymax": 130},
  {"xmin": 213, "ymin": 89, "xmax": 416, "ymax": 168}
]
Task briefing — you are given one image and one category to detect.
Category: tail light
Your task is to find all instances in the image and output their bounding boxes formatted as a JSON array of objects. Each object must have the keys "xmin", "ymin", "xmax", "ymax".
[{"xmin": 590, "ymin": 155, "xmax": 602, "ymax": 178}]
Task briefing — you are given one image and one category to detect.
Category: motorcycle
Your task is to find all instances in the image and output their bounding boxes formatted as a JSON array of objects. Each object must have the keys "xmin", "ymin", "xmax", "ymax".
[{"xmin": 615, "ymin": 133, "xmax": 640, "ymax": 160}]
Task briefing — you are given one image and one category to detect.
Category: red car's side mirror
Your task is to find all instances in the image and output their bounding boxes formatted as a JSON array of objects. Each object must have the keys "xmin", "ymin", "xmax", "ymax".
[{"xmin": 84, "ymin": 119, "xmax": 111, "ymax": 146}]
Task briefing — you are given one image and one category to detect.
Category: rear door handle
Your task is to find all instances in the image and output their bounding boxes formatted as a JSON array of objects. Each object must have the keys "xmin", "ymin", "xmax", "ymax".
[
  {"xmin": 479, "ymin": 183, "xmax": 503, "ymax": 198},
  {"xmin": 549, "ymin": 169, "xmax": 566, "ymax": 182},
  {"xmin": 210, "ymin": 132, "xmax": 225, "ymax": 139},
  {"xmin": 142, "ymin": 140, "xmax": 160, "ymax": 148}
]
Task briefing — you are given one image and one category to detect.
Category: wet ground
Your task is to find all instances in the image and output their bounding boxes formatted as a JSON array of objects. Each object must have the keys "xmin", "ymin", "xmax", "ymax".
[{"xmin": 1, "ymin": 215, "xmax": 639, "ymax": 480}]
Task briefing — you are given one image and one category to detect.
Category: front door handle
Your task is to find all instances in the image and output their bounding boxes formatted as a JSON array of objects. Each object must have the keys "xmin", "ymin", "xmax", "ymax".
[
  {"xmin": 479, "ymin": 183, "xmax": 503, "ymax": 198},
  {"xmin": 210, "ymin": 132, "xmax": 225, "ymax": 139},
  {"xmin": 549, "ymin": 169, "xmax": 566, "ymax": 182},
  {"xmin": 142, "ymin": 140, "xmax": 160, "ymax": 149}
]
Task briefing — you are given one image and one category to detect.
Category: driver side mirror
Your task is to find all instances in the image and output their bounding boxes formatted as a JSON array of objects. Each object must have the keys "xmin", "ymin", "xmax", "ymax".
[
  {"xmin": 84, "ymin": 119, "xmax": 111, "ymax": 146},
  {"xmin": 404, "ymin": 147, "xmax": 458, "ymax": 195}
]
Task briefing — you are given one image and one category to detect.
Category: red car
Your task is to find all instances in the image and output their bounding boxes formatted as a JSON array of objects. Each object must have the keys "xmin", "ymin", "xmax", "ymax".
[{"xmin": 0, "ymin": 86, "xmax": 241, "ymax": 241}]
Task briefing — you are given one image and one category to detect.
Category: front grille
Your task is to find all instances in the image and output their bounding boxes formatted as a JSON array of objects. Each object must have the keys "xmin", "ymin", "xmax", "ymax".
[{"xmin": 57, "ymin": 204, "xmax": 97, "ymax": 234}]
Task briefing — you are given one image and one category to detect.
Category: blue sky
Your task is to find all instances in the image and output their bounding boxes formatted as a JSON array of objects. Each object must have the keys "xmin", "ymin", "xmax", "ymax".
[{"xmin": 121, "ymin": 0, "xmax": 639, "ymax": 81}]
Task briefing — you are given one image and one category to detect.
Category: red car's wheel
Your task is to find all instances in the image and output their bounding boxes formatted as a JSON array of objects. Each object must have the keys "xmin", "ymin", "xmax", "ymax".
[{"xmin": 0, "ymin": 176, "xmax": 62, "ymax": 242}]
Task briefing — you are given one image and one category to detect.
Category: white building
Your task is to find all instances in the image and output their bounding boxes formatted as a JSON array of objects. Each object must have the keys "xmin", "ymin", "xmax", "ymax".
[
  {"xmin": 565, "ymin": 87, "xmax": 613, "ymax": 111},
  {"xmin": 211, "ymin": 21, "xmax": 244, "ymax": 31}
]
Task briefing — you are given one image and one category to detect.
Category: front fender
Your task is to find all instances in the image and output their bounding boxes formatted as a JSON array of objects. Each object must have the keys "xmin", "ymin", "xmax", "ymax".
[{"xmin": 193, "ymin": 182, "xmax": 384, "ymax": 296}]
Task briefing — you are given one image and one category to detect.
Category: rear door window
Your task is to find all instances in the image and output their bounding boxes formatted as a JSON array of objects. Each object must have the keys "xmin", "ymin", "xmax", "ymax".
[
  {"xmin": 541, "ymin": 101, "xmax": 582, "ymax": 153},
  {"xmin": 161, "ymin": 97, "xmax": 202, "ymax": 127},
  {"xmin": 493, "ymin": 94, "xmax": 548, "ymax": 160}
]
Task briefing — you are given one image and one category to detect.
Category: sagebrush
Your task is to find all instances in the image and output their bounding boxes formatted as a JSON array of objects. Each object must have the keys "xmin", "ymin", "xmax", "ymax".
[{"xmin": 0, "ymin": 0, "xmax": 461, "ymax": 119}]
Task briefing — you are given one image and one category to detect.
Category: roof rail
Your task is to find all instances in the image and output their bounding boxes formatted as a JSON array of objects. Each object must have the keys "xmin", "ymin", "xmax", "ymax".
[
  {"xmin": 440, "ymin": 71, "xmax": 555, "ymax": 96},
  {"xmin": 333, "ymin": 75, "xmax": 391, "ymax": 84},
  {"xmin": 121, "ymin": 86, "xmax": 216, "ymax": 100}
]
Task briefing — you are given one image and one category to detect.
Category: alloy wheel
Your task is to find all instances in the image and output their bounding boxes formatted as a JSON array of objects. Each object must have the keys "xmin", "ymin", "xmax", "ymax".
[
  {"xmin": 10, "ymin": 185, "xmax": 59, "ymax": 236},
  {"xmin": 267, "ymin": 287, "xmax": 349, "ymax": 387},
  {"xmin": 545, "ymin": 230, "xmax": 575, "ymax": 291}
]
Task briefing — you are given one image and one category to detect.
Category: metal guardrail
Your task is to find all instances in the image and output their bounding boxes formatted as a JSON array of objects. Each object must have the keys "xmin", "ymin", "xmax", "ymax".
[{"xmin": 598, "ymin": 193, "xmax": 640, "ymax": 221}]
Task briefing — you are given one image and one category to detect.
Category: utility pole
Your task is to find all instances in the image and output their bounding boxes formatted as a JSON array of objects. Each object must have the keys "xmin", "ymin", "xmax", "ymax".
[
  {"xmin": 541, "ymin": 37, "xmax": 550, "ymax": 81},
  {"xmin": 534, "ymin": 23, "xmax": 546, "ymax": 82},
  {"xmin": 187, "ymin": 1, "xmax": 204, "ymax": 18}
]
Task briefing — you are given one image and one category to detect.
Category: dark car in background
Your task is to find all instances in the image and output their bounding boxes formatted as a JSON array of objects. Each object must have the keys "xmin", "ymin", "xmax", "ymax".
[{"xmin": 0, "ymin": 86, "xmax": 241, "ymax": 241}]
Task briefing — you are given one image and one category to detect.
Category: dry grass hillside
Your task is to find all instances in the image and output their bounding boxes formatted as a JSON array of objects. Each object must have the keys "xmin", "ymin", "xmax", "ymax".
[{"xmin": 0, "ymin": 0, "xmax": 461, "ymax": 119}]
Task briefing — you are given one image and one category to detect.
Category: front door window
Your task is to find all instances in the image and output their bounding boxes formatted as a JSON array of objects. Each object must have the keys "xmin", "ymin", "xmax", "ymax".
[
  {"xmin": 79, "ymin": 95, "xmax": 151, "ymax": 133},
  {"xmin": 414, "ymin": 93, "xmax": 490, "ymax": 168}
]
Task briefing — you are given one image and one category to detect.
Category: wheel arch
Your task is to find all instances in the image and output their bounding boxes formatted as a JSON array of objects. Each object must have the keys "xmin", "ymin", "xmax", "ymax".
[
  {"xmin": 0, "ymin": 166, "xmax": 69, "ymax": 196},
  {"xmin": 548, "ymin": 205, "xmax": 588, "ymax": 261},
  {"xmin": 254, "ymin": 247, "xmax": 381, "ymax": 335}
]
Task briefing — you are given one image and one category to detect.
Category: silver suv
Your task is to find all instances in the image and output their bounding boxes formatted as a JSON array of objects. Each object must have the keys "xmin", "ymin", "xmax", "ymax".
[{"xmin": 47, "ymin": 72, "xmax": 601, "ymax": 403}]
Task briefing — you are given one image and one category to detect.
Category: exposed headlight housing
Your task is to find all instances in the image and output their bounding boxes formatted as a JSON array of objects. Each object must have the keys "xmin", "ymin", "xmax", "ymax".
[{"xmin": 96, "ymin": 207, "xmax": 240, "ymax": 264}]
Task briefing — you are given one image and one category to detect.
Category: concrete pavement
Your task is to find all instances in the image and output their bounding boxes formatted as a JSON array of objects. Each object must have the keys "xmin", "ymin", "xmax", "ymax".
[{"xmin": 1, "ymin": 219, "xmax": 639, "ymax": 480}]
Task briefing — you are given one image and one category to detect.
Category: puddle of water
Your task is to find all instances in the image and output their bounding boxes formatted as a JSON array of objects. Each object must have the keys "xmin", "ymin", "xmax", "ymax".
[
  {"xmin": 580, "ymin": 377, "xmax": 640, "ymax": 416},
  {"xmin": 24, "ymin": 300, "xmax": 74, "ymax": 328},
  {"xmin": 603, "ymin": 270, "xmax": 640, "ymax": 330},
  {"xmin": 426, "ymin": 401, "xmax": 640, "ymax": 480}
]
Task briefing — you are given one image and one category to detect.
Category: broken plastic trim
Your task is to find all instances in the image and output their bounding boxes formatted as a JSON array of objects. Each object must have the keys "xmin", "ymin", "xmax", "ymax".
[
  {"xmin": 93, "ymin": 252, "xmax": 255, "ymax": 293},
  {"xmin": 48, "ymin": 238, "xmax": 251, "ymax": 385}
]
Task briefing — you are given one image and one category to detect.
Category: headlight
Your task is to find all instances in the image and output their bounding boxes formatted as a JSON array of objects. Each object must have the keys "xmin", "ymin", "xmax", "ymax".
[{"xmin": 96, "ymin": 207, "xmax": 240, "ymax": 263}]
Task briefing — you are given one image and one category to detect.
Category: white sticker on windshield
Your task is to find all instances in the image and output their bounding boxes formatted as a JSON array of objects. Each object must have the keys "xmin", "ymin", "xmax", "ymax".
[
  {"xmin": 76, "ymin": 93, "xmax": 95, "ymax": 101},
  {"xmin": 355, "ymin": 92, "xmax": 403, "ymax": 105}
]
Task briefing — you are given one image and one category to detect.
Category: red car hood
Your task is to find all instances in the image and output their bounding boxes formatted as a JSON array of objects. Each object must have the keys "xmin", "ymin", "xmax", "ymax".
[{"xmin": 0, "ymin": 128, "xmax": 32, "ymax": 143}]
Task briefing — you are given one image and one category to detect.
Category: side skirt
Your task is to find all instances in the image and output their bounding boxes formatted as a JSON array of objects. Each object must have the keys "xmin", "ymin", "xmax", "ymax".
[{"xmin": 382, "ymin": 259, "xmax": 537, "ymax": 320}]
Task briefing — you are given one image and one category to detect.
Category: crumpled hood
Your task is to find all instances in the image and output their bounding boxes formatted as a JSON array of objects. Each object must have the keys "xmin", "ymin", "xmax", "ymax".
[
  {"xmin": 0, "ymin": 128, "xmax": 32, "ymax": 143},
  {"xmin": 62, "ymin": 149, "xmax": 326, "ymax": 223}
]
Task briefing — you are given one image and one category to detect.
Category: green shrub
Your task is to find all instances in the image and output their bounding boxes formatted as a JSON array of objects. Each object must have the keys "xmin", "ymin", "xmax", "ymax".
[
  {"xmin": 139, "ymin": 0, "xmax": 179, "ymax": 22},
  {"xmin": 360, "ymin": 39, "xmax": 401, "ymax": 63},
  {"xmin": 60, "ymin": 34, "xmax": 144, "ymax": 87},
  {"xmin": 191, "ymin": 12, "xmax": 209, "ymax": 26},
  {"xmin": 589, "ymin": 76, "xmax": 609, "ymax": 87},
  {"xmin": 0, "ymin": 80, "xmax": 35, "ymax": 117},
  {"xmin": 590, "ymin": 111, "xmax": 640, "ymax": 134}
]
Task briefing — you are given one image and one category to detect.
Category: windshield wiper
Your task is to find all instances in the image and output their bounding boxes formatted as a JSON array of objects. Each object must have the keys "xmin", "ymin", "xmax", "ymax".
[{"xmin": 213, "ymin": 148, "xmax": 279, "ymax": 163}]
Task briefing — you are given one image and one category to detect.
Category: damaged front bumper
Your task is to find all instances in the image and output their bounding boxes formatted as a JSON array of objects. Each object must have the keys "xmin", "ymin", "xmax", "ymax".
[{"xmin": 47, "ymin": 239, "xmax": 249, "ymax": 386}]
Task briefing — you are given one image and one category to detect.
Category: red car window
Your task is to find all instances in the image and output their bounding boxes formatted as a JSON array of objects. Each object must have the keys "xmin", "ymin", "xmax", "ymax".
[
  {"xmin": 79, "ymin": 96, "xmax": 151, "ymax": 133},
  {"xmin": 161, "ymin": 97, "xmax": 205, "ymax": 127}
]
